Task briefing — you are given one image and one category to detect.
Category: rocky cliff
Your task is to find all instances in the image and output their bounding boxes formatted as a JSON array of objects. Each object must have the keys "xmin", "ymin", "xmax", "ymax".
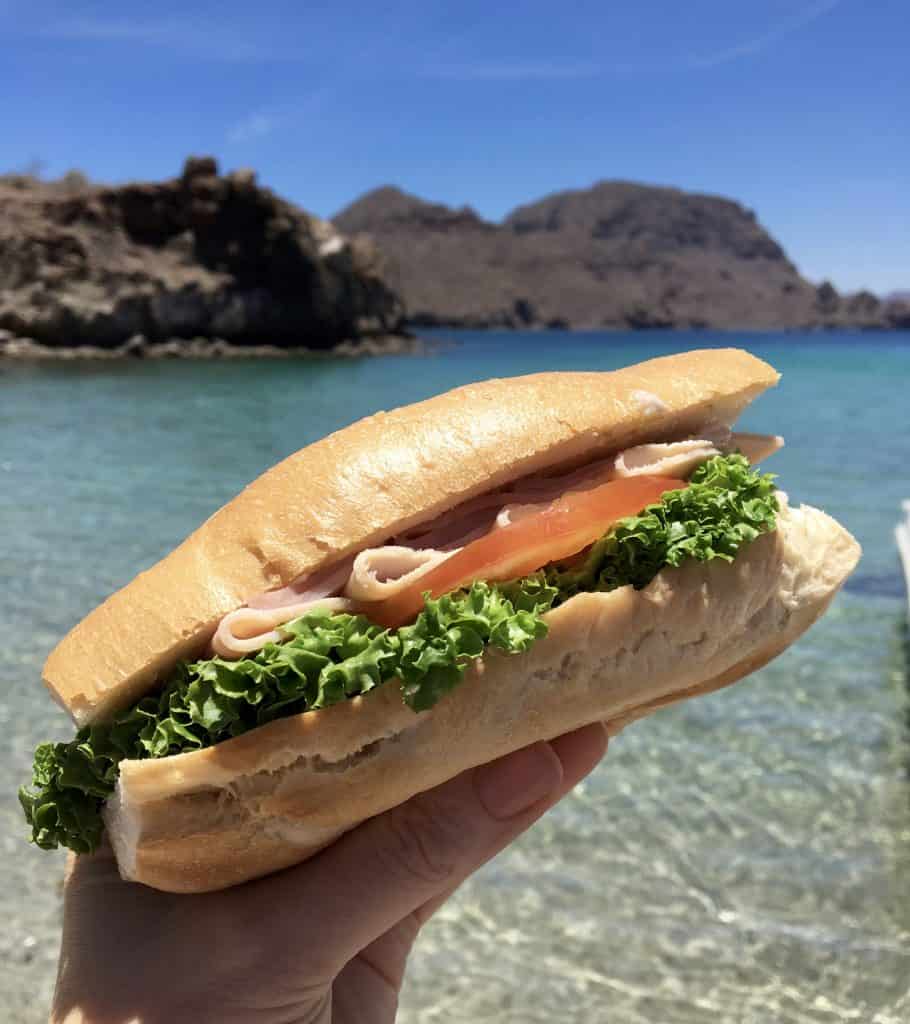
[
  {"xmin": 0, "ymin": 158, "xmax": 405, "ymax": 351},
  {"xmin": 335, "ymin": 182, "xmax": 908, "ymax": 331}
]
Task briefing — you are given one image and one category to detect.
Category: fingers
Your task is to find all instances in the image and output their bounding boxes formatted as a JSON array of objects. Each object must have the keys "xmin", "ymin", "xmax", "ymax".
[
  {"xmin": 414, "ymin": 724, "xmax": 610, "ymax": 929},
  {"xmin": 242, "ymin": 722, "xmax": 608, "ymax": 978},
  {"xmin": 411, "ymin": 724, "xmax": 611, "ymax": 930},
  {"xmin": 549, "ymin": 721, "xmax": 610, "ymax": 789}
]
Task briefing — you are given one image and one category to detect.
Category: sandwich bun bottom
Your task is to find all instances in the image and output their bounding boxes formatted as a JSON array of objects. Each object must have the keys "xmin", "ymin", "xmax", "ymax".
[{"xmin": 103, "ymin": 500, "xmax": 859, "ymax": 893}]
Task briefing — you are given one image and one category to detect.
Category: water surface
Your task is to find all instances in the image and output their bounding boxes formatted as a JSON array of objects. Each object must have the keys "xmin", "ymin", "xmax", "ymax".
[{"xmin": 1, "ymin": 330, "xmax": 908, "ymax": 1022}]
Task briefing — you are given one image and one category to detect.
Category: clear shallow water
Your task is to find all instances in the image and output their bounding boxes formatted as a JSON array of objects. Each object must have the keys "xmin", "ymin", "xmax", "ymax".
[{"xmin": 1, "ymin": 330, "xmax": 908, "ymax": 1022}]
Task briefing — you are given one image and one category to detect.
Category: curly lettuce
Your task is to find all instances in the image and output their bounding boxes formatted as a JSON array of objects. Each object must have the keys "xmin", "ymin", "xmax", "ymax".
[
  {"xmin": 20, "ymin": 580, "xmax": 557, "ymax": 853},
  {"xmin": 21, "ymin": 453, "xmax": 777, "ymax": 854},
  {"xmin": 545, "ymin": 453, "xmax": 779, "ymax": 599}
]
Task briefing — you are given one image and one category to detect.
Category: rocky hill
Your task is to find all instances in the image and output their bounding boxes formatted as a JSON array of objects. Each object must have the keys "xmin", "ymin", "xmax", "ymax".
[
  {"xmin": 335, "ymin": 182, "xmax": 909, "ymax": 331},
  {"xmin": 0, "ymin": 158, "xmax": 405, "ymax": 353}
]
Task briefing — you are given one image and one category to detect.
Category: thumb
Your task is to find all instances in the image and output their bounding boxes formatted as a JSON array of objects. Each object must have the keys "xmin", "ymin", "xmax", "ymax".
[{"xmin": 242, "ymin": 722, "xmax": 608, "ymax": 977}]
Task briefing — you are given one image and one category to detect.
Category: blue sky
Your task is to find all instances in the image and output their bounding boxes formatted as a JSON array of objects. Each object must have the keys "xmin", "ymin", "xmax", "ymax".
[{"xmin": 2, "ymin": 0, "xmax": 907, "ymax": 293}]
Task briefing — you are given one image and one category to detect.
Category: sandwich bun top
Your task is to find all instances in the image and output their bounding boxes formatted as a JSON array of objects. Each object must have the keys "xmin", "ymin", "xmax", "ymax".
[{"xmin": 44, "ymin": 348, "xmax": 779, "ymax": 725}]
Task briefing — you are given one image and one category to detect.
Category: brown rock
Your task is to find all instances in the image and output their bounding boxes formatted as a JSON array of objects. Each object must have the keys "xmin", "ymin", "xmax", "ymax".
[
  {"xmin": 885, "ymin": 300, "xmax": 910, "ymax": 329},
  {"xmin": 228, "ymin": 168, "xmax": 257, "ymax": 191},
  {"xmin": 815, "ymin": 280, "xmax": 840, "ymax": 314},
  {"xmin": 334, "ymin": 182, "xmax": 881, "ymax": 331},
  {"xmin": 181, "ymin": 156, "xmax": 219, "ymax": 181},
  {"xmin": 845, "ymin": 290, "xmax": 880, "ymax": 317},
  {"xmin": 0, "ymin": 158, "xmax": 406, "ymax": 350}
]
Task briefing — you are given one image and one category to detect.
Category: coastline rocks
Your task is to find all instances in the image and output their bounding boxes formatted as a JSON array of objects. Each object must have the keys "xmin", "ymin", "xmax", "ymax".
[
  {"xmin": 3, "ymin": 162, "xmax": 904, "ymax": 348},
  {"xmin": 883, "ymin": 300, "xmax": 910, "ymax": 329},
  {"xmin": 0, "ymin": 158, "xmax": 406, "ymax": 350},
  {"xmin": 0, "ymin": 331, "xmax": 425, "ymax": 361}
]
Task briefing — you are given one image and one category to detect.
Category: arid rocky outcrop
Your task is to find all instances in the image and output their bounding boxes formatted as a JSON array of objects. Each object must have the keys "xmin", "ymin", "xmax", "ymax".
[
  {"xmin": 335, "ymin": 182, "xmax": 907, "ymax": 331},
  {"xmin": 0, "ymin": 158, "xmax": 405, "ymax": 350}
]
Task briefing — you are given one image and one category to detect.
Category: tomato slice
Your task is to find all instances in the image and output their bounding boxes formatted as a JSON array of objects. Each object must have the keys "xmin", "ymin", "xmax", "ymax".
[{"xmin": 367, "ymin": 474, "xmax": 686, "ymax": 628}]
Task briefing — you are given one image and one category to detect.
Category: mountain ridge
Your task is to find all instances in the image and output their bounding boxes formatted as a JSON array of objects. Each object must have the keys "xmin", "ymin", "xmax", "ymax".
[{"xmin": 335, "ymin": 181, "xmax": 909, "ymax": 331}]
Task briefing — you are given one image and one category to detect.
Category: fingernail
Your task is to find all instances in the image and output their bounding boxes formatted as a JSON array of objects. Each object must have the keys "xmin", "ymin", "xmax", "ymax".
[{"xmin": 474, "ymin": 742, "xmax": 564, "ymax": 820}]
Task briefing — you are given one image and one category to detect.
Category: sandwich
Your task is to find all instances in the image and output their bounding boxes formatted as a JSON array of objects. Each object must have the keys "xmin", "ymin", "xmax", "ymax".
[{"xmin": 19, "ymin": 349, "xmax": 860, "ymax": 893}]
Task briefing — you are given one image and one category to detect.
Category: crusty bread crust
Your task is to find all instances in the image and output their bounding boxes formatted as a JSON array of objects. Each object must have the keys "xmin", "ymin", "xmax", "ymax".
[
  {"xmin": 103, "ymin": 502, "xmax": 860, "ymax": 893},
  {"xmin": 45, "ymin": 349, "xmax": 779, "ymax": 725}
]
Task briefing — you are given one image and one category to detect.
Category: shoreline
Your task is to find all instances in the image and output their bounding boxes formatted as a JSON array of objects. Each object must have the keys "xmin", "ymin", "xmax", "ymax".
[
  {"xmin": 3, "ymin": 327, "xmax": 908, "ymax": 363},
  {"xmin": 0, "ymin": 332, "xmax": 427, "ymax": 361},
  {"xmin": 411, "ymin": 320, "xmax": 910, "ymax": 334}
]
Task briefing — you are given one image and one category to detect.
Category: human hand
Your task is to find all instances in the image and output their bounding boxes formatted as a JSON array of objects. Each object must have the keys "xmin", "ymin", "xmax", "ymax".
[{"xmin": 51, "ymin": 722, "xmax": 608, "ymax": 1024}]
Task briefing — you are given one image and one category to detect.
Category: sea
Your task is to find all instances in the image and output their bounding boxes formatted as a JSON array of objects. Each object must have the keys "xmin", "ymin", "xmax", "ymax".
[{"xmin": 1, "ymin": 330, "xmax": 908, "ymax": 1023}]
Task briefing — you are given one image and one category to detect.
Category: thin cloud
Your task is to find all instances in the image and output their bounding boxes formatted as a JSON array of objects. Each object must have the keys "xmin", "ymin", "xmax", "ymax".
[
  {"xmin": 424, "ymin": 1, "xmax": 842, "ymax": 81},
  {"xmin": 45, "ymin": 17, "xmax": 283, "ymax": 62},
  {"xmin": 227, "ymin": 113, "xmax": 276, "ymax": 145},
  {"xmin": 685, "ymin": 0, "xmax": 842, "ymax": 69},
  {"xmin": 423, "ymin": 59, "xmax": 602, "ymax": 82}
]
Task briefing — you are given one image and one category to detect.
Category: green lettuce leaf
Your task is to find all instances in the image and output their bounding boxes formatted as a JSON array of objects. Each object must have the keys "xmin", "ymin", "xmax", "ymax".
[
  {"xmin": 545, "ymin": 453, "xmax": 778, "ymax": 599},
  {"xmin": 20, "ymin": 453, "xmax": 777, "ymax": 854},
  {"xmin": 19, "ymin": 579, "xmax": 558, "ymax": 852}
]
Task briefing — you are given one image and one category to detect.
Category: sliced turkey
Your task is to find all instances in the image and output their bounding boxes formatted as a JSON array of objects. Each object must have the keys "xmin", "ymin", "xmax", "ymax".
[
  {"xmin": 344, "ymin": 547, "xmax": 454, "ymax": 602},
  {"xmin": 212, "ymin": 597, "xmax": 357, "ymax": 659},
  {"xmin": 211, "ymin": 432, "xmax": 783, "ymax": 659}
]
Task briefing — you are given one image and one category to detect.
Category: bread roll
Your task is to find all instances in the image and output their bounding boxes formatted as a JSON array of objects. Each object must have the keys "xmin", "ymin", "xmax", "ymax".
[
  {"xmin": 35, "ymin": 347, "xmax": 859, "ymax": 893},
  {"xmin": 44, "ymin": 348, "xmax": 779, "ymax": 725}
]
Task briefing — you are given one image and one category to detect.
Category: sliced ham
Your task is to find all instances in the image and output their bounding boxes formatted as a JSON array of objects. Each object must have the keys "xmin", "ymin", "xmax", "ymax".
[
  {"xmin": 494, "ymin": 440, "xmax": 721, "ymax": 526},
  {"xmin": 211, "ymin": 597, "xmax": 357, "ymax": 659},
  {"xmin": 246, "ymin": 556, "xmax": 355, "ymax": 611},
  {"xmin": 495, "ymin": 500, "xmax": 551, "ymax": 529},
  {"xmin": 733, "ymin": 432, "xmax": 784, "ymax": 465},
  {"xmin": 613, "ymin": 439, "xmax": 721, "ymax": 479},
  {"xmin": 396, "ymin": 490, "xmax": 514, "ymax": 551},
  {"xmin": 397, "ymin": 457, "xmax": 621, "ymax": 549},
  {"xmin": 344, "ymin": 547, "xmax": 454, "ymax": 602},
  {"xmin": 395, "ymin": 432, "xmax": 779, "ymax": 546},
  {"xmin": 211, "ymin": 431, "xmax": 784, "ymax": 659}
]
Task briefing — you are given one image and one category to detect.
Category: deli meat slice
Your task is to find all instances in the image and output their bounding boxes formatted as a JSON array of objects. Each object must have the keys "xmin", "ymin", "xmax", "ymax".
[
  {"xmin": 732, "ymin": 432, "xmax": 784, "ymax": 465},
  {"xmin": 612, "ymin": 439, "xmax": 720, "ymax": 480},
  {"xmin": 246, "ymin": 557, "xmax": 355, "ymax": 611},
  {"xmin": 427, "ymin": 438, "xmax": 728, "ymax": 532},
  {"xmin": 211, "ymin": 432, "xmax": 783, "ymax": 658},
  {"xmin": 212, "ymin": 598, "xmax": 357, "ymax": 658},
  {"xmin": 344, "ymin": 547, "xmax": 454, "ymax": 602}
]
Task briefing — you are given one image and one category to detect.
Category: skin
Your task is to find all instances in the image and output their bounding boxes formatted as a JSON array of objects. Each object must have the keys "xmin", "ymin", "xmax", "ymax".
[{"xmin": 51, "ymin": 722, "xmax": 608, "ymax": 1024}]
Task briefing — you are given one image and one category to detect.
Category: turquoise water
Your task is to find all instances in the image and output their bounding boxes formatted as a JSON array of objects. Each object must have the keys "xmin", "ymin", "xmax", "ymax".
[{"xmin": 1, "ymin": 330, "xmax": 909, "ymax": 1022}]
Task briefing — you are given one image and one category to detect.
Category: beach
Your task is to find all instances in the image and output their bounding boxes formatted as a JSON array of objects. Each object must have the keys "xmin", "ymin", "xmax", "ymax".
[{"xmin": 1, "ymin": 330, "xmax": 908, "ymax": 1023}]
